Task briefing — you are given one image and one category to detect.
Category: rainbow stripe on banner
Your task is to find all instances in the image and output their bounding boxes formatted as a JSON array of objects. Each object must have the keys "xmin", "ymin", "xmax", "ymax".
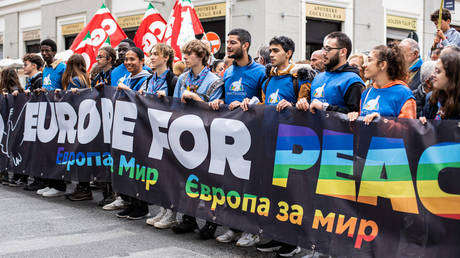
[{"xmin": 272, "ymin": 124, "xmax": 320, "ymax": 188}]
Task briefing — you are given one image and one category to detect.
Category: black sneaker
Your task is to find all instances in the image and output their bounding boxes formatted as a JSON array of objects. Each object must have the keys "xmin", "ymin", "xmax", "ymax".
[
  {"xmin": 256, "ymin": 240, "xmax": 283, "ymax": 252},
  {"xmin": 1, "ymin": 175, "xmax": 9, "ymax": 185},
  {"xmin": 117, "ymin": 206, "xmax": 135, "ymax": 218},
  {"xmin": 67, "ymin": 188, "xmax": 93, "ymax": 201},
  {"xmin": 199, "ymin": 222, "xmax": 218, "ymax": 240},
  {"xmin": 9, "ymin": 179, "xmax": 26, "ymax": 187},
  {"xmin": 127, "ymin": 208, "xmax": 150, "ymax": 220},
  {"xmin": 171, "ymin": 218, "xmax": 198, "ymax": 234},
  {"xmin": 24, "ymin": 181, "xmax": 47, "ymax": 191},
  {"xmin": 98, "ymin": 195, "xmax": 116, "ymax": 207},
  {"xmin": 276, "ymin": 245, "xmax": 301, "ymax": 257}
]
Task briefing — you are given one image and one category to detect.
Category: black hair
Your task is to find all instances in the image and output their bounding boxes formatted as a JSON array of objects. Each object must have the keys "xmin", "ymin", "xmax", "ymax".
[
  {"xmin": 269, "ymin": 36, "xmax": 295, "ymax": 59},
  {"xmin": 128, "ymin": 47, "xmax": 144, "ymax": 60},
  {"xmin": 228, "ymin": 28, "xmax": 252, "ymax": 51},
  {"xmin": 120, "ymin": 38, "xmax": 136, "ymax": 48},
  {"xmin": 211, "ymin": 59, "xmax": 224, "ymax": 72},
  {"xmin": 325, "ymin": 32, "xmax": 353, "ymax": 59},
  {"xmin": 40, "ymin": 39, "xmax": 57, "ymax": 52}
]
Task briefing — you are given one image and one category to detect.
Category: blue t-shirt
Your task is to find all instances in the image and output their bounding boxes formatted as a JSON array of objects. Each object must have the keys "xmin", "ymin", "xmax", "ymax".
[
  {"xmin": 111, "ymin": 64, "xmax": 152, "ymax": 86},
  {"xmin": 173, "ymin": 69, "xmax": 223, "ymax": 102},
  {"xmin": 223, "ymin": 60, "xmax": 265, "ymax": 104},
  {"xmin": 144, "ymin": 70, "xmax": 169, "ymax": 95},
  {"xmin": 310, "ymin": 71, "xmax": 363, "ymax": 108},
  {"xmin": 263, "ymin": 74, "xmax": 307, "ymax": 105},
  {"xmin": 42, "ymin": 62, "xmax": 66, "ymax": 90},
  {"xmin": 360, "ymin": 83, "xmax": 414, "ymax": 117}
]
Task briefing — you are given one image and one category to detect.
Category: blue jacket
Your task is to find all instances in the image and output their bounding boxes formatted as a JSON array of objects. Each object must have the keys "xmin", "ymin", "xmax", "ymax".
[{"xmin": 173, "ymin": 69, "xmax": 223, "ymax": 102}]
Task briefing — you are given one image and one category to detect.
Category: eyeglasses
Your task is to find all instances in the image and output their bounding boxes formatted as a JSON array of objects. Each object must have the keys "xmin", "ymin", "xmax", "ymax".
[
  {"xmin": 321, "ymin": 46, "xmax": 343, "ymax": 53},
  {"xmin": 96, "ymin": 55, "xmax": 107, "ymax": 60}
]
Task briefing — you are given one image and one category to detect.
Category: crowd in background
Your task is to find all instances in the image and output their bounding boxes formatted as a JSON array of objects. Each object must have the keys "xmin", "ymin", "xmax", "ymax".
[{"xmin": 0, "ymin": 7, "xmax": 460, "ymax": 258}]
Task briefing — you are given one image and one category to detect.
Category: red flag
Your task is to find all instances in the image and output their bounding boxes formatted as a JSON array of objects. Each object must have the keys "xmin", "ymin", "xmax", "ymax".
[
  {"xmin": 74, "ymin": 31, "xmax": 97, "ymax": 72},
  {"xmin": 162, "ymin": 0, "xmax": 205, "ymax": 61},
  {"xmin": 133, "ymin": 3, "xmax": 167, "ymax": 55},
  {"xmin": 70, "ymin": 4, "xmax": 126, "ymax": 70}
]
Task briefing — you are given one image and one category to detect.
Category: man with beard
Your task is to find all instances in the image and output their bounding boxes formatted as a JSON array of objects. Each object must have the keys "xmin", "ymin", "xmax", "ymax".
[
  {"xmin": 306, "ymin": 32, "xmax": 364, "ymax": 114},
  {"xmin": 210, "ymin": 28, "xmax": 265, "ymax": 111},
  {"xmin": 209, "ymin": 28, "xmax": 265, "ymax": 247}
]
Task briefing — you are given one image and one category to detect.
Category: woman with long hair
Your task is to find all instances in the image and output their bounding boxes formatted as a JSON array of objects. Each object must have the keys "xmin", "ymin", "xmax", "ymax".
[
  {"xmin": 0, "ymin": 67, "xmax": 24, "ymax": 94},
  {"xmin": 348, "ymin": 45, "xmax": 416, "ymax": 124},
  {"xmin": 420, "ymin": 50, "xmax": 460, "ymax": 122},
  {"xmin": 61, "ymin": 54, "xmax": 90, "ymax": 91}
]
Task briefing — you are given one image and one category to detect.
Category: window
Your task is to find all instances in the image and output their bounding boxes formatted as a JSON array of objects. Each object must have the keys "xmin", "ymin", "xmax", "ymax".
[{"xmin": 26, "ymin": 40, "xmax": 41, "ymax": 53}]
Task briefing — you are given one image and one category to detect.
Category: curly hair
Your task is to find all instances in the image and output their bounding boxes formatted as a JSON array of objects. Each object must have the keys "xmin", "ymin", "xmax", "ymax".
[
  {"xmin": 372, "ymin": 45, "xmax": 407, "ymax": 82},
  {"xmin": 181, "ymin": 40, "xmax": 210, "ymax": 66},
  {"xmin": 151, "ymin": 43, "xmax": 175, "ymax": 70},
  {"xmin": 430, "ymin": 51, "xmax": 460, "ymax": 118}
]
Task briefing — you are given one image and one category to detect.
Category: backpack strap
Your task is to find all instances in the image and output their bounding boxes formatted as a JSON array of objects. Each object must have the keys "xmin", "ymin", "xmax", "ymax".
[
  {"xmin": 292, "ymin": 76, "xmax": 299, "ymax": 100},
  {"xmin": 203, "ymin": 78, "xmax": 224, "ymax": 102},
  {"xmin": 166, "ymin": 70, "xmax": 178, "ymax": 97},
  {"xmin": 263, "ymin": 76, "xmax": 273, "ymax": 95}
]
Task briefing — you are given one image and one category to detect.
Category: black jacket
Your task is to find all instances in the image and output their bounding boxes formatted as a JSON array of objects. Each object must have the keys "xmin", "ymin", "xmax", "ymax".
[
  {"xmin": 26, "ymin": 72, "xmax": 43, "ymax": 91},
  {"xmin": 413, "ymin": 84, "xmax": 428, "ymax": 118}
]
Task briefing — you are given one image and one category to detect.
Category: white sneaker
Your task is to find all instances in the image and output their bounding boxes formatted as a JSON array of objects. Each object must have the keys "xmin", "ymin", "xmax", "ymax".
[
  {"xmin": 103, "ymin": 197, "xmax": 128, "ymax": 210},
  {"xmin": 42, "ymin": 188, "xmax": 65, "ymax": 197},
  {"xmin": 36, "ymin": 187, "xmax": 50, "ymax": 195},
  {"xmin": 154, "ymin": 209, "xmax": 177, "ymax": 229},
  {"xmin": 236, "ymin": 232, "xmax": 260, "ymax": 247},
  {"xmin": 216, "ymin": 229, "xmax": 241, "ymax": 243},
  {"xmin": 146, "ymin": 207, "xmax": 166, "ymax": 226}
]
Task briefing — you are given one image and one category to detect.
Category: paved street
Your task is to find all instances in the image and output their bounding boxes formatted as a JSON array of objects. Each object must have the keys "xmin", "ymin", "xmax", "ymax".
[{"xmin": 0, "ymin": 184, "xmax": 312, "ymax": 258}]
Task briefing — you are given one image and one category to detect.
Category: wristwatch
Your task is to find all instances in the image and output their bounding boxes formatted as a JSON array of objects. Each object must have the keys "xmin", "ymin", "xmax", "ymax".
[{"xmin": 322, "ymin": 102, "xmax": 329, "ymax": 111}]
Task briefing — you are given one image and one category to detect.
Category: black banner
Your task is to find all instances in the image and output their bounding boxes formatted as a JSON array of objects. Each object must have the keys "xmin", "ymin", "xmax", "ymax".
[{"xmin": 3, "ymin": 87, "xmax": 460, "ymax": 257}]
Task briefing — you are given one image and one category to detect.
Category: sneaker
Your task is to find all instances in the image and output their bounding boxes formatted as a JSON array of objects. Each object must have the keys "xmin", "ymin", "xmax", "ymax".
[
  {"xmin": 9, "ymin": 179, "xmax": 26, "ymax": 187},
  {"xmin": 98, "ymin": 195, "xmax": 115, "ymax": 207},
  {"xmin": 103, "ymin": 197, "xmax": 128, "ymax": 210},
  {"xmin": 154, "ymin": 209, "xmax": 177, "ymax": 229},
  {"xmin": 42, "ymin": 188, "xmax": 66, "ymax": 197},
  {"xmin": 36, "ymin": 187, "xmax": 51, "ymax": 195},
  {"xmin": 116, "ymin": 206, "xmax": 134, "ymax": 218},
  {"xmin": 256, "ymin": 240, "xmax": 283, "ymax": 252},
  {"xmin": 236, "ymin": 232, "xmax": 260, "ymax": 247},
  {"xmin": 171, "ymin": 218, "xmax": 198, "ymax": 234},
  {"xmin": 276, "ymin": 245, "xmax": 301, "ymax": 257},
  {"xmin": 199, "ymin": 222, "xmax": 218, "ymax": 240},
  {"xmin": 146, "ymin": 207, "xmax": 166, "ymax": 226},
  {"xmin": 127, "ymin": 209, "xmax": 150, "ymax": 220},
  {"xmin": 24, "ymin": 181, "xmax": 47, "ymax": 191},
  {"xmin": 67, "ymin": 187, "xmax": 93, "ymax": 201},
  {"xmin": 216, "ymin": 229, "xmax": 241, "ymax": 243}
]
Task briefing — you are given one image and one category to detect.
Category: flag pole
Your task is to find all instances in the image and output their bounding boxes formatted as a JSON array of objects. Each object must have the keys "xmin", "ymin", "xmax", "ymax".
[{"xmin": 438, "ymin": 0, "xmax": 444, "ymax": 30}]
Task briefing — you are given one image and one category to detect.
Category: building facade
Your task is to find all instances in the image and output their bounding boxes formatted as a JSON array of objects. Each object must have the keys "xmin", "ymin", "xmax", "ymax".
[{"xmin": 0, "ymin": 0, "xmax": 454, "ymax": 60}]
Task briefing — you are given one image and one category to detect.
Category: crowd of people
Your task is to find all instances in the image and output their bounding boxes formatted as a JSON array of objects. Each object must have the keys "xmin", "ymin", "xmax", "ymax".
[{"xmin": 0, "ymin": 7, "xmax": 460, "ymax": 257}]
